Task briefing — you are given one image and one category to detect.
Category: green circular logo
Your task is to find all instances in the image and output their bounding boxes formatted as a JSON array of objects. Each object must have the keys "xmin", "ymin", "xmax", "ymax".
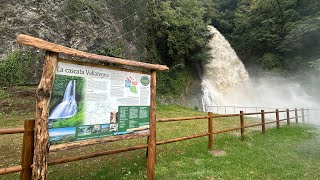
[{"xmin": 140, "ymin": 76, "xmax": 150, "ymax": 86}]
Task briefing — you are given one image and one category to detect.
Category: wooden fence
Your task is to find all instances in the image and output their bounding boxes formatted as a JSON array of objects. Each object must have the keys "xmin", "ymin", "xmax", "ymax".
[{"xmin": 0, "ymin": 108, "xmax": 312, "ymax": 179}]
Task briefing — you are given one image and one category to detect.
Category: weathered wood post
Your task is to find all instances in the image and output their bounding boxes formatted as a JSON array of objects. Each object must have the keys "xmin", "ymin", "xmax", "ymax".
[
  {"xmin": 33, "ymin": 51, "xmax": 58, "ymax": 180},
  {"xmin": 208, "ymin": 112, "xmax": 213, "ymax": 150},
  {"xmin": 20, "ymin": 119, "xmax": 35, "ymax": 180},
  {"xmin": 301, "ymin": 108, "xmax": 305, "ymax": 123},
  {"xmin": 240, "ymin": 111, "xmax": 244, "ymax": 139},
  {"xmin": 261, "ymin": 110, "xmax": 265, "ymax": 134},
  {"xmin": 276, "ymin": 109, "xmax": 280, "ymax": 129},
  {"xmin": 147, "ymin": 69, "xmax": 157, "ymax": 180},
  {"xmin": 295, "ymin": 108, "xmax": 298, "ymax": 123},
  {"xmin": 286, "ymin": 109, "xmax": 290, "ymax": 126}
]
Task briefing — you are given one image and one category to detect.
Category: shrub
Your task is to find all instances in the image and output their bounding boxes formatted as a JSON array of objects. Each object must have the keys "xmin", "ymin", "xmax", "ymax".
[{"xmin": 0, "ymin": 50, "xmax": 38, "ymax": 87}]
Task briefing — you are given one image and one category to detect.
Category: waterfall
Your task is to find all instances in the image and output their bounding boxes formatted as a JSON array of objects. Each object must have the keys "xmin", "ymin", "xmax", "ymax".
[
  {"xmin": 201, "ymin": 25, "xmax": 315, "ymax": 113},
  {"xmin": 49, "ymin": 80, "xmax": 77, "ymax": 119},
  {"xmin": 201, "ymin": 26, "xmax": 250, "ymax": 111}
]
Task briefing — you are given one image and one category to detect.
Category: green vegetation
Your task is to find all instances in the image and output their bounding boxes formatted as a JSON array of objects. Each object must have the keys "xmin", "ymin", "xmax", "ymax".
[
  {"xmin": 49, "ymin": 75, "xmax": 86, "ymax": 128},
  {"xmin": 211, "ymin": 0, "xmax": 320, "ymax": 76},
  {"xmin": 1, "ymin": 91, "xmax": 320, "ymax": 179},
  {"xmin": 156, "ymin": 65, "xmax": 190, "ymax": 97},
  {"xmin": 145, "ymin": 0, "xmax": 320, "ymax": 96},
  {"xmin": 51, "ymin": 101, "xmax": 85, "ymax": 128},
  {"xmin": 0, "ymin": 50, "xmax": 40, "ymax": 87},
  {"xmin": 146, "ymin": 0, "xmax": 212, "ymax": 96}
]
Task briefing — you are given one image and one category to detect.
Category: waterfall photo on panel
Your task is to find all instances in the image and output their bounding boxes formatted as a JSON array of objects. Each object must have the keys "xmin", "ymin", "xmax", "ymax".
[
  {"xmin": 49, "ymin": 80, "xmax": 77, "ymax": 120},
  {"xmin": 49, "ymin": 74, "xmax": 86, "ymax": 128}
]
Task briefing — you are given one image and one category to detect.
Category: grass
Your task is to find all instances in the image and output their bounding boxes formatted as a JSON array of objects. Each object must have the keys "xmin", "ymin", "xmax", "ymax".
[{"xmin": 1, "ymin": 86, "xmax": 320, "ymax": 179}]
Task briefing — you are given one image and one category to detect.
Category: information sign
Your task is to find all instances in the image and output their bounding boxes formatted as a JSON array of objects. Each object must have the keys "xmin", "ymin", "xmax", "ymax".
[{"xmin": 48, "ymin": 60, "xmax": 150, "ymax": 145}]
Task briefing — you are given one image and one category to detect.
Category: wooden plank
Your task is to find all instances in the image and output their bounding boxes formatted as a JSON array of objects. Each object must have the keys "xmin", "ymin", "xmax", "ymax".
[
  {"xmin": 156, "ymin": 133, "xmax": 209, "ymax": 145},
  {"xmin": 16, "ymin": 34, "xmax": 169, "ymax": 71},
  {"xmin": 33, "ymin": 51, "xmax": 58, "ymax": 180},
  {"xmin": 50, "ymin": 132, "xmax": 149, "ymax": 152},
  {"xmin": 20, "ymin": 119, "xmax": 35, "ymax": 180},
  {"xmin": 147, "ymin": 70, "xmax": 156, "ymax": 180},
  {"xmin": 261, "ymin": 110, "xmax": 266, "ymax": 134},
  {"xmin": 243, "ymin": 112, "xmax": 261, "ymax": 115},
  {"xmin": 0, "ymin": 128, "xmax": 24, "ymax": 134},
  {"xmin": 0, "ymin": 165, "xmax": 22, "ymax": 175},
  {"xmin": 244, "ymin": 123, "xmax": 263, "ymax": 128},
  {"xmin": 58, "ymin": 58, "xmax": 150, "ymax": 75},
  {"xmin": 265, "ymin": 121, "xmax": 277, "ymax": 125},
  {"xmin": 213, "ymin": 114, "xmax": 240, "ymax": 118},
  {"xmin": 157, "ymin": 116, "xmax": 209, "ymax": 122},
  {"xmin": 213, "ymin": 127, "xmax": 242, "ymax": 134},
  {"xmin": 48, "ymin": 144, "xmax": 148, "ymax": 166},
  {"xmin": 208, "ymin": 112, "xmax": 213, "ymax": 150}
]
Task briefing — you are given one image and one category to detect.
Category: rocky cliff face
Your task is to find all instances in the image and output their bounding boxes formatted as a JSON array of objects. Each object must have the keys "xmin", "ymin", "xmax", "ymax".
[{"xmin": 0, "ymin": 0, "xmax": 148, "ymax": 60}]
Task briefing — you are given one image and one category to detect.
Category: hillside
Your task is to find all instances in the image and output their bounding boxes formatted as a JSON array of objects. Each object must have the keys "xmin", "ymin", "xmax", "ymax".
[{"xmin": 0, "ymin": 0, "xmax": 148, "ymax": 85}]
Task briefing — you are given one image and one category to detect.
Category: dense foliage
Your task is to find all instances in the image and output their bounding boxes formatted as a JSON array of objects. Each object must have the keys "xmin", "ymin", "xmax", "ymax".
[
  {"xmin": 0, "ymin": 51, "xmax": 39, "ymax": 86},
  {"xmin": 145, "ymin": 0, "xmax": 320, "ymax": 97},
  {"xmin": 211, "ymin": 0, "xmax": 320, "ymax": 75},
  {"xmin": 146, "ymin": 0, "xmax": 213, "ymax": 96}
]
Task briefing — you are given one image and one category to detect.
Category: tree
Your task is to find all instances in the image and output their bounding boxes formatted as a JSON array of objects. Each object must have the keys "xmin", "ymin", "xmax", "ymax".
[{"xmin": 147, "ymin": 0, "xmax": 211, "ymax": 67}]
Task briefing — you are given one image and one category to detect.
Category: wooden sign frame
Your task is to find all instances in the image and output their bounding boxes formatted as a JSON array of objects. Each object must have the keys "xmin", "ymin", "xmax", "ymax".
[{"xmin": 17, "ymin": 34, "xmax": 168, "ymax": 180}]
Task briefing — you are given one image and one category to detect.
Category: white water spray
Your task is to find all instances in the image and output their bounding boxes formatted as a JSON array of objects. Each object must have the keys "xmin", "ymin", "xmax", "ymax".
[
  {"xmin": 201, "ymin": 26, "xmax": 250, "ymax": 111},
  {"xmin": 49, "ymin": 80, "xmax": 77, "ymax": 119},
  {"xmin": 201, "ymin": 26, "xmax": 317, "ymax": 116}
]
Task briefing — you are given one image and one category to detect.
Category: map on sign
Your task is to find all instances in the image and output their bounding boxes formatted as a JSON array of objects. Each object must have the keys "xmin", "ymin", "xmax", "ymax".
[{"xmin": 48, "ymin": 60, "xmax": 151, "ymax": 145}]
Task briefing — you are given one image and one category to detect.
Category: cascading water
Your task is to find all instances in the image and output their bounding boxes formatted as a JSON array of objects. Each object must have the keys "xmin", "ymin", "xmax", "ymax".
[
  {"xmin": 201, "ymin": 26, "xmax": 250, "ymax": 111},
  {"xmin": 201, "ymin": 25, "xmax": 315, "ymax": 114},
  {"xmin": 49, "ymin": 80, "xmax": 77, "ymax": 119}
]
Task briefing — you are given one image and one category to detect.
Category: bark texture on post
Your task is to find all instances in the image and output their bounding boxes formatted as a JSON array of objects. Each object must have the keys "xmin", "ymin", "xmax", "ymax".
[
  {"xmin": 208, "ymin": 112, "xmax": 213, "ymax": 150},
  {"xmin": 240, "ymin": 111, "xmax": 244, "ymax": 139},
  {"xmin": 276, "ymin": 109, "xmax": 280, "ymax": 129},
  {"xmin": 295, "ymin": 108, "xmax": 298, "ymax": 123},
  {"xmin": 20, "ymin": 119, "xmax": 35, "ymax": 180},
  {"xmin": 286, "ymin": 109, "xmax": 290, "ymax": 126},
  {"xmin": 147, "ymin": 70, "xmax": 156, "ymax": 180},
  {"xmin": 33, "ymin": 51, "xmax": 58, "ymax": 180},
  {"xmin": 261, "ymin": 110, "xmax": 265, "ymax": 134},
  {"xmin": 301, "ymin": 108, "xmax": 305, "ymax": 123}
]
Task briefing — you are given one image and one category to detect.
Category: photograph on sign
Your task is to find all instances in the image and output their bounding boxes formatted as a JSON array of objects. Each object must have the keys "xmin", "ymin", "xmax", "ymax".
[{"xmin": 48, "ymin": 61, "xmax": 150, "ymax": 145}]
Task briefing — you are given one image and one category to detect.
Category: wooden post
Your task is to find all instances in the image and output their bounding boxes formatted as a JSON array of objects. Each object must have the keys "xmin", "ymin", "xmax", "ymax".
[
  {"xmin": 301, "ymin": 108, "xmax": 305, "ymax": 123},
  {"xmin": 295, "ymin": 108, "xmax": 298, "ymax": 123},
  {"xmin": 240, "ymin": 111, "xmax": 244, "ymax": 139},
  {"xmin": 261, "ymin": 110, "xmax": 265, "ymax": 134},
  {"xmin": 147, "ymin": 70, "xmax": 156, "ymax": 180},
  {"xmin": 33, "ymin": 51, "xmax": 58, "ymax": 180},
  {"xmin": 276, "ymin": 109, "xmax": 280, "ymax": 129},
  {"xmin": 146, "ymin": 136, "xmax": 149, "ymax": 157},
  {"xmin": 286, "ymin": 109, "xmax": 290, "ymax": 126},
  {"xmin": 20, "ymin": 119, "xmax": 35, "ymax": 180},
  {"xmin": 208, "ymin": 112, "xmax": 213, "ymax": 150}
]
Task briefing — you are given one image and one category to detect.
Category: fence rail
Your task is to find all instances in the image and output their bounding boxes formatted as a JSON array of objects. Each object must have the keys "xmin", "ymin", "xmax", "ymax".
[
  {"xmin": 0, "ymin": 119, "xmax": 34, "ymax": 179},
  {"xmin": 0, "ymin": 107, "xmax": 317, "ymax": 179}
]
